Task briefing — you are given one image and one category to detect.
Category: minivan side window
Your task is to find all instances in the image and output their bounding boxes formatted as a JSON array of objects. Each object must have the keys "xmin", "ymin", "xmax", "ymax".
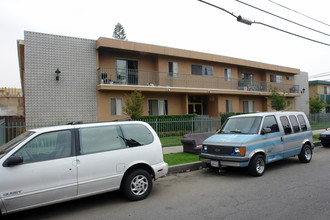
[
  {"xmin": 280, "ymin": 116, "xmax": 292, "ymax": 135},
  {"xmin": 79, "ymin": 125, "xmax": 126, "ymax": 155},
  {"xmin": 289, "ymin": 115, "xmax": 300, "ymax": 133},
  {"xmin": 297, "ymin": 115, "xmax": 307, "ymax": 131},
  {"xmin": 120, "ymin": 124, "xmax": 154, "ymax": 146},
  {"xmin": 262, "ymin": 115, "xmax": 279, "ymax": 133},
  {"xmin": 14, "ymin": 130, "xmax": 72, "ymax": 164}
]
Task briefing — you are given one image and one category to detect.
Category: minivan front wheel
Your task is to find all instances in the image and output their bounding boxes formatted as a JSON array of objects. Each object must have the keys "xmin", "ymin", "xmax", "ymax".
[
  {"xmin": 298, "ymin": 144, "xmax": 312, "ymax": 163},
  {"xmin": 248, "ymin": 154, "xmax": 265, "ymax": 177},
  {"xmin": 122, "ymin": 169, "xmax": 152, "ymax": 201}
]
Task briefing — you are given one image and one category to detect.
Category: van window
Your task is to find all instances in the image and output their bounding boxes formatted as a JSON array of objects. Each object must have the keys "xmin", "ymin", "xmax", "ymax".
[
  {"xmin": 297, "ymin": 115, "xmax": 307, "ymax": 131},
  {"xmin": 262, "ymin": 115, "xmax": 279, "ymax": 133},
  {"xmin": 79, "ymin": 125, "xmax": 126, "ymax": 155},
  {"xmin": 289, "ymin": 115, "xmax": 300, "ymax": 133},
  {"xmin": 14, "ymin": 130, "xmax": 72, "ymax": 163},
  {"xmin": 120, "ymin": 124, "xmax": 154, "ymax": 146},
  {"xmin": 280, "ymin": 116, "xmax": 292, "ymax": 135}
]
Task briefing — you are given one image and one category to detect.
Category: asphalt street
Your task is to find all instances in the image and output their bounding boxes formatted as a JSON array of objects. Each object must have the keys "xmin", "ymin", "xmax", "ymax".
[{"xmin": 4, "ymin": 145, "xmax": 330, "ymax": 220}]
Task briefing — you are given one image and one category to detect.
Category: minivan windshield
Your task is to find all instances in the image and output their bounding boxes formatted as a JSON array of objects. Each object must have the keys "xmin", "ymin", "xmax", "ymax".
[
  {"xmin": 0, "ymin": 131, "xmax": 34, "ymax": 159},
  {"xmin": 220, "ymin": 116, "xmax": 262, "ymax": 134}
]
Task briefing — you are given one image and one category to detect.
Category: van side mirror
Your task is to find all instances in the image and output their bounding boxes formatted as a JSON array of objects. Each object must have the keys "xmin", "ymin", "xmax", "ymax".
[
  {"xmin": 261, "ymin": 128, "xmax": 271, "ymax": 135},
  {"xmin": 3, "ymin": 156, "xmax": 23, "ymax": 167}
]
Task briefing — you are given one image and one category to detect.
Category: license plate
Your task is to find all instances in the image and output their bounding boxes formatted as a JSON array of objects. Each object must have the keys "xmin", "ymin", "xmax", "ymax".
[{"xmin": 211, "ymin": 160, "xmax": 220, "ymax": 168}]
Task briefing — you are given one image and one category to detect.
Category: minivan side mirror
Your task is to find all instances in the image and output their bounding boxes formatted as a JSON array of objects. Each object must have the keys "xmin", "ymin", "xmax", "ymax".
[
  {"xmin": 261, "ymin": 128, "xmax": 271, "ymax": 135},
  {"xmin": 3, "ymin": 156, "xmax": 23, "ymax": 167}
]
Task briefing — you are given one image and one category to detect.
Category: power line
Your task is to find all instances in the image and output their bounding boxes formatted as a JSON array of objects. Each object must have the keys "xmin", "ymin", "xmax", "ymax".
[
  {"xmin": 309, "ymin": 72, "xmax": 330, "ymax": 78},
  {"xmin": 198, "ymin": 0, "xmax": 330, "ymax": 46},
  {"xmin": 268, "ymin": 0, "xmax": 330, "ymax": 27},
  {"xmin": 235, "ymin": 0, "xmax": 330, "ymax": 37}
]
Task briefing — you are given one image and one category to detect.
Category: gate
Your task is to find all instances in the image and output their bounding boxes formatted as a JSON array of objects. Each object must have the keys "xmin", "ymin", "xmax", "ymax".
[{"xmin": 0, "ymin": 119, "xmax": 5, "ymax": 146}]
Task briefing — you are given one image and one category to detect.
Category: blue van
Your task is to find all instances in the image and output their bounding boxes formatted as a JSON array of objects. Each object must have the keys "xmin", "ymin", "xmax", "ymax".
[{"xmin": 200, "ymin": 111, "xmax": 314, "ymax": 176}]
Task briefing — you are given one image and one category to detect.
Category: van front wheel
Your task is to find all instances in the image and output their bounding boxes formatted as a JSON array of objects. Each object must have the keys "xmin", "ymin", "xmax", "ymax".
[
  {"xmin": 248, "ymin": 154, "xmax": 265, "ymax": 177},
  {"xmin": 298, "ymin": 144, "xmax": 312, "ymax": 163}
]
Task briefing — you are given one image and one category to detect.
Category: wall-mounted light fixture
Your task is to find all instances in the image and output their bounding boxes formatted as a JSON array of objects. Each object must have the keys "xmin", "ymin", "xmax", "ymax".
[
  {"xmin": 55, "ymin": 68, "xmax": 61, "ymax": 81},
  {"xmin": 301, "ymin": 88, "xmax": 305, "ymax": 94}
]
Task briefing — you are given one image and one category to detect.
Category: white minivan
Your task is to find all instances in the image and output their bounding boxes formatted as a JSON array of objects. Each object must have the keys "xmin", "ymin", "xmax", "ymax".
[
  {"xmin": 200, "ymin": 111, "xmax": 314, "ymax": 176},
  {"xmin": 0, "ymin": 121, "xmax": 168, "ymax": 216}
]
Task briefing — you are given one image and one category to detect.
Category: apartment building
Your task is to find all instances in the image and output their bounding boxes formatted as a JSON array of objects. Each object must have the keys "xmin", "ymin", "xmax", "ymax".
[
  {"xmin": 18, "ymin": 31, "xmax": 301, "ymax": 124},
  {"xmin": 309, "ymin": 80, "xmax": 330, "ymax": 113},
  {"xmin": 0, "ymin": 88, "xmax": 24, "ymax": 117}
]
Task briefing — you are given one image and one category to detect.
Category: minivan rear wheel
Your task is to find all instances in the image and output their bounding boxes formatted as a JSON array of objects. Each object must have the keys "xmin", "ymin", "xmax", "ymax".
[
  {"xmin": 298, "ymin": 144, "xmax": 312, "ymax": 163},
  {"xmin": 122, "ymin": 169, "xmax": 152, "ymax": 201},
  {"xmin": 248, "ymin": 154, "xmax": 265, "ymax": 177}
]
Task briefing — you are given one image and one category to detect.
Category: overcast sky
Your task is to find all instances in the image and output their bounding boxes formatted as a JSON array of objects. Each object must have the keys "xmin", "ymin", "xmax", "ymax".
[{"xmin": 1, "ymin": 0, "xmax": 330, "ymax": 88}]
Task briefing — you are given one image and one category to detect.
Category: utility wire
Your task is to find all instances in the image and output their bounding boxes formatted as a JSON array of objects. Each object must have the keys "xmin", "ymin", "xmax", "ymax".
[
  {"xmin": 268, "ymin": 0, "xmax": 330, "ymax": 27},
  {"xmin": 254, "ymin": 21, "xmax": 330, "ymax": 46},
  {"xmin": 309, "ymin": 72, "xmax": 330, "ymax": 78},
  {"xmin": 198, "ymin": 0, "xmax": 237, "ymax": 19},
  {"xmin": 198, "ymin": 0, "xmax": 330, "ymax": 46},
  {"xmin": 235, "ymin": 0, "xmax": 330, "ymax": 37}
]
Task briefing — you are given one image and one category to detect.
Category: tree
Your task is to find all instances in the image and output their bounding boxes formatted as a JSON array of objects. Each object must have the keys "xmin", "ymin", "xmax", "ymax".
[
  {"xmin": 123, "ymin": 91, "xmax": 144, "ymax": 119},
  {"xmin": 269, "ymin": 87, "xmax": 290, "ymax": 111},
  {"xmin": 309, "ymin": 95, "xmax": 325, "ymax": 113},
  {"xmin": 112, "ymin": 22, "xmax": 127, "ymax": 40}
]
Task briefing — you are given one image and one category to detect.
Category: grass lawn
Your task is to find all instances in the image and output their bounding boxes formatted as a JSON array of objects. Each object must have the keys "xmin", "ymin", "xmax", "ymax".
[
  {"xmin": 313, "ymin": 134, "xmax": 320, "ymax": 142},
  {"xmin": 164, "ymin": 152, "xmax": 199, "ymax": 166},
  {"xmin": 160, "ymin": 136, "xmax": 182, "ymax": 147}
]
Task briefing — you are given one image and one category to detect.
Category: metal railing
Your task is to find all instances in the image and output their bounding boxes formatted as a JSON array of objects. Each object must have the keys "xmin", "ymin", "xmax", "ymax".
[
  {"xmin": 0, "ymin": 116, "xmax": 220, "ymax": 146},
  {"xmin": 98, "ymin": 67, "xmax": 300, "ymax": 93}
]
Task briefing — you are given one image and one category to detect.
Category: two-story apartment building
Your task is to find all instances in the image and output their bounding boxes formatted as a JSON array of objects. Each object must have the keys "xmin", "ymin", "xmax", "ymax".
[
  {"xmin": 309, "ymin": 80, "xmax": 330, "ymax": 113},
  {"xmin": 17, "ymin": 31, "xmax": 301, "ymax": 124}
]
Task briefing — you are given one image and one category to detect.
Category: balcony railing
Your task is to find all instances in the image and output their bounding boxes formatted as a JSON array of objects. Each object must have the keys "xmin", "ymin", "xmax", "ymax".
[{"xmin": 98, "ymin": 67, "xmax": 300, "ymax": 93}]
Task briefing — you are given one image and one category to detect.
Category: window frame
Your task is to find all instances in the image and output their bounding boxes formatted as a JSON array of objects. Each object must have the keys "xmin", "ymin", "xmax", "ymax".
[
  {"xmin": 191, "ymin": 64, "xmax": 213, "ymax": 76},
  {"xmin": 243, "ymin": 100, "xmax": 254, "ymax": 113},
  {"xmin": 110, "ymin": 98, "xmax": 123, "ymax": 116},
  {"xmin": 280, "ymin": 116, "xmax": 292, "ymax": 135},
  {"xmin": 225, "ymin": 68, "xmax": 232, "ymax": 81},
  {"xmin": 148, "ymin": 99, "xmax": 168, "ymax": 116},
  {"xmin": 169, "ymin": 62, "xmax": 178, "ymax": 77}
]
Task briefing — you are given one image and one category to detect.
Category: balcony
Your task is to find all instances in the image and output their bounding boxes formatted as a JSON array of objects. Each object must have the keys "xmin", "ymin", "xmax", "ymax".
[{"xmin": 98, "ymin": 67, "xmax": 300, "ymax": 95}]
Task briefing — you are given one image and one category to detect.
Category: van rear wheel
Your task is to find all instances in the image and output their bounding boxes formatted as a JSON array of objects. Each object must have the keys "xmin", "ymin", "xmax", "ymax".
[
  {"xmin": 248, "ymin": 154, "xmax": 265, "ymax": 177},
  {"xmin": 122, "ymin": 169, "xmax": 152, "ymax": 201},
  {"xmin": 298, "ymin": 144, "xmax": 312, "ymax": 163}
]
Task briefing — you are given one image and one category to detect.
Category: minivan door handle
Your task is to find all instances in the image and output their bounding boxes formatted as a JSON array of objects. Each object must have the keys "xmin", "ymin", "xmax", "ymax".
[{"xmin": 280, "ymin": 137, "xmax": 283, "ymax": 142}]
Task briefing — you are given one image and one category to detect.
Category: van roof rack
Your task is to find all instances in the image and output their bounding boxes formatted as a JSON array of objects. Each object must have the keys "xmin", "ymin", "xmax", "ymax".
[{"xmin": 66, "ymin": 121, "xmax": 84, "ymax": 125}]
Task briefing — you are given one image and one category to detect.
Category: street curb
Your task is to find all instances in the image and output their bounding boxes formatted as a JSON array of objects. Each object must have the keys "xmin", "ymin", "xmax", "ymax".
[
  {"xmin": 167, "ymin": 141, "xmax": 324, "ymax": 174},
  {"xmin": 168, "ymin": 161, "xmax": 207, "ymax": 174}
]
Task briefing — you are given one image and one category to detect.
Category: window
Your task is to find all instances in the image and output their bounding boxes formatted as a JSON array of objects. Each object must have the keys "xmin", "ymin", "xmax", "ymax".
[
  {"xmin": 270, "ymin": 74, "xmax": 282, "ymax": 83},
  {"xmin": 280, "ymin": 116, "xmax": 292, "ymax": 135},
  {"xmin": 79, "ymin": 125, "xmax": 126, "ymax": 154},
  {"xmin": 191, "ymin": 64, "xmax": 213, "ymax": 76},
  {"xmin": 286, "ymin": 76, "xmax": 292, "ymax": 80},
  {"xmin": 243, "ymin": 100, "xmax": 254, "ymax": 113},
  {"xmin": 226, "ymin": 100, "xmax": 233, "ymax": 112},
  {"xmin": 242, "ymin": 72, "xmax": 253, "ymax": 86},
  {"xmin": 297, "ymin": 115, "xmax": 307, "ymax": 131},
  {"xmin": 148, "ymin": 99, "xmax": 168, "ymax": 115},
  {"xmin": 110, "ymin": 98, "xmax": 123, "ymax": 116},
  {"xmin": 120, "ymin": 124, "xmax": 154, "ymax": 146},
  {"xmin": 289, "ymin": 115, "xmax": 300, "ymax": 133},
  {"xmin": 262, "ymin": 116, "xmax": 279, "ymax": 133},
  {"xmin": 225, "ymin": 68, "xmax": 231, "ymax": 81},
  {"xmin": 14, "ymin": 130, "xmax": 72, "ymax": 164},
  {"xmin": 324, "ymin": 86, "xmax": 330, "ymax": 94},
  {"xmin": 169, "ymin": 62, "xmax": 178, "ymax": 77}
]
